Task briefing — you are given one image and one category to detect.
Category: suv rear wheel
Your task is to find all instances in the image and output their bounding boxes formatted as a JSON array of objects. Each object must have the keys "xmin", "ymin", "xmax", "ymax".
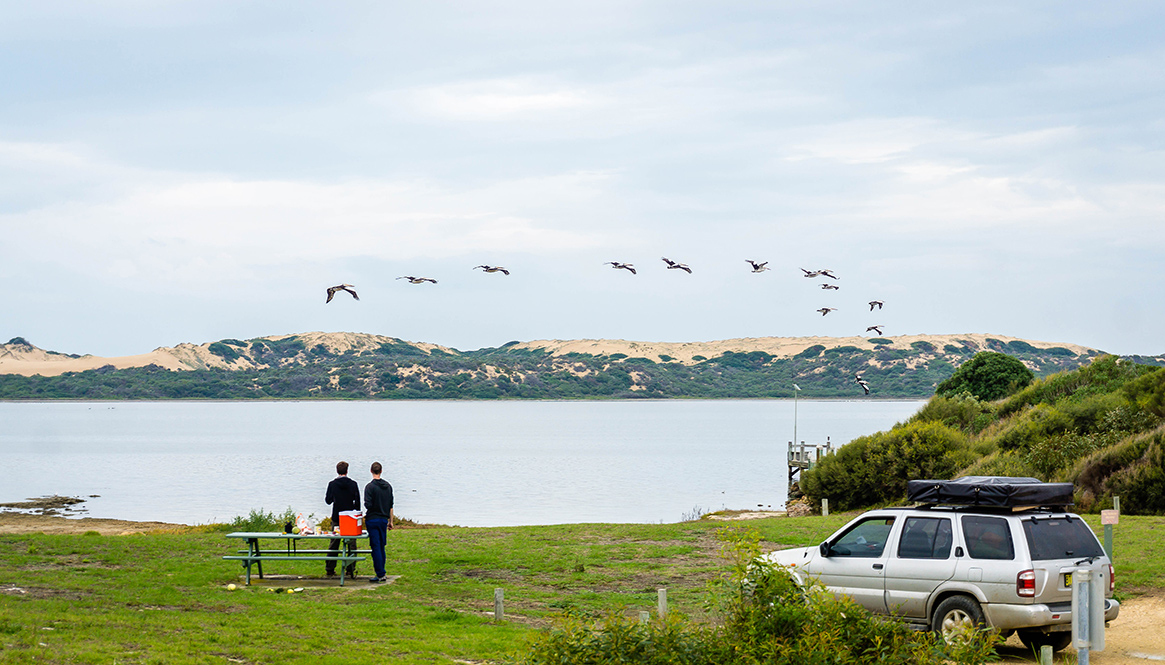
[
  {"xmin": 1018, "ymin": 630, "xmax": 1072, "ymax": 653},
  {"xmin": 932, "ymin": 596, "xmax": 985, "ymax": 644}
]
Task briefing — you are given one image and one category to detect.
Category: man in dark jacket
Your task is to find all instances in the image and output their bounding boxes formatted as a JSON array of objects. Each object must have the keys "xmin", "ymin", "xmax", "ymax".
[
  {"xmin": 324, "ymin": 461, "xmax": 360, "ymax": 578},
  {"xmin": 364, "ymin": 461, "xmax": 394, "ymax": 583}
]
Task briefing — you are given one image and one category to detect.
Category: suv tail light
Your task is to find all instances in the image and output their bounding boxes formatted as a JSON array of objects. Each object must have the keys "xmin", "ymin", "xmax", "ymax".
[
  {"xmin": 1017, "ymin": 569, "xmax": 1036, "ymax": 597},
  {"xmin": 1109, "ymin": 564, "xmax": 1115, "ymax": 593}
]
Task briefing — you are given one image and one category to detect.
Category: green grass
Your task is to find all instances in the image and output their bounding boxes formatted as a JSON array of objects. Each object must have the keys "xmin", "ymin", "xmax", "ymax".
[{"xmin": 0, "ymin": 515, "xmax": 1160, "ymax": 663}]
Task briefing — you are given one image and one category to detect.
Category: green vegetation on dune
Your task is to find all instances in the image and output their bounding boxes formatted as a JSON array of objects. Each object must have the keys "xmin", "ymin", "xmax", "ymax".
[
  {"xmin": 0, "ymin": 335, "xmax": 1108, "ymax": 400},
  {"xmin": 801, "ymin": 353, "xmax": 1165, "ymax": 515}
]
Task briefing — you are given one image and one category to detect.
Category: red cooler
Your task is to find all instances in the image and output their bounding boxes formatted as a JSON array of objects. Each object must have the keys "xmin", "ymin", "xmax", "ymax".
[{"xmin": 338, "ymin": 510, "xmax": 363, "ymax": 536}]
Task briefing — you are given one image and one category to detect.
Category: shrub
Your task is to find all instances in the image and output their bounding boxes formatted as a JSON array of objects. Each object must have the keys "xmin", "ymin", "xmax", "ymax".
[
  {"xmin": 959, "ymin": 450, "xmax": 1039, "ymax": 479},
  {"xmin": 1072, "ymin": 426, "xmax": 1165, "ymax": 514},
  {"xmin": 800, "ymin": 421, "xmax": 974, "ymax": 511},
  {"xmin": 207, "ymin": 342, "xmax": 240, "ymax": 362},
  {"xmin": 911, "ymin": 341, "xmax": 936, "ymax": 353},
  {"xmin": 1124, "ymin": 366, "xmax": 1165, "ymax": 418},
  {"xmin": 869, "ymin": 338, "xmax": 892, "ymax": 345},
  {"xmin": 936, "ymin": 352, "xmax": 1033, "ymax": 401},
  {"xmin": 910, "ymin": 393, "xmax": 995, "ymax": 435},
  {"xmin": 795, "ymin": 345, "xmax": 825, "ymax": 359}
]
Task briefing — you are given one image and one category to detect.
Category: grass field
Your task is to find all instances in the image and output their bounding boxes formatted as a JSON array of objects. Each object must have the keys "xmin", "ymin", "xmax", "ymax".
[{"xmin": 1, "ymin": 514, "xmax": 1161, "ymax": 664}]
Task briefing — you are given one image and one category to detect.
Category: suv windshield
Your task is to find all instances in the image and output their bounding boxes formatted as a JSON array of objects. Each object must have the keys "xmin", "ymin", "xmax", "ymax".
[{"xmin": 1022, "ymin": 516, "xmax": 1104, "ymax": 560}]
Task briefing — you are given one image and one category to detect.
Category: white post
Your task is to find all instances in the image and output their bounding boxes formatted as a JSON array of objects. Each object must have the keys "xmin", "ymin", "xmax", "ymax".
[
  {"xmin": 639, "ymin": 610, "xmax": 650, "ymax": 624},
  {"xmin": 822, "ymin": 498, "xmax": 829, "ymax": 517},
  {"xmin": 494, "ymin": 588, "xmax": 504, "ymax": 622},
  {"xmin": 1038, "ymin": 645, "xmax": 1052, "ymax": 665},
  {"xmin": 1073, "ymin": 569, "xmax": 1091, "ymax": 665},
  {"xmin": 657, "ymin": 588, "xmax": 668, "ymax": 618}
]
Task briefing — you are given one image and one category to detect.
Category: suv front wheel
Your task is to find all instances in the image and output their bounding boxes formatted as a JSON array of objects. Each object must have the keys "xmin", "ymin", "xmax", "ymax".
[{"xmin": 932, "ymin": 596, "xmax": 985, "ymax": 644}]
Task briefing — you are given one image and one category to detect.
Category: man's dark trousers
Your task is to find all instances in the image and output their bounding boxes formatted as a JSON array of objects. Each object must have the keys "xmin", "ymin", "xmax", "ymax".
[
  {"xmin": 366, "ymin": 517, "xmax": 388, "ymax": 579},
  {"xmin": 326, "ymin": 537, "xmax": 357, "ymax": 578}
]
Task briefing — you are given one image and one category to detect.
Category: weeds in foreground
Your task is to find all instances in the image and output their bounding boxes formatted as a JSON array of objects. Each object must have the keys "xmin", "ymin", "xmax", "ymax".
[{"xmin": 521, "ymin": 527, "xmax": 1000, "ymax": 665}]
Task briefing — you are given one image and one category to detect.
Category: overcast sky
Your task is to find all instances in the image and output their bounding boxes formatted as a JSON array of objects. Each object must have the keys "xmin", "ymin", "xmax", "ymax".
[{"xmin": 3, "ymin": 2, "xmax": 1163, "ymax": 357}]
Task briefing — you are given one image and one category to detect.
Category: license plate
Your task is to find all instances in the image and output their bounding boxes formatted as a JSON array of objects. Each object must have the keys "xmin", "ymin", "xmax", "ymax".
[{"xmin": 1065, "ymin": 573, "xmax": 1073, "ymax": 587}]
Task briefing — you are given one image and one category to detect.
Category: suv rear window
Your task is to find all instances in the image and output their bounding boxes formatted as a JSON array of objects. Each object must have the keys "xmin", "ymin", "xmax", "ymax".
[
  {"xmin": 1022, "ymin": 516, "xmax": 1104, "ymax": 560},
  {"xmin": 962, "ymin": 515, "xmax": 1014, "ymax": 560}
]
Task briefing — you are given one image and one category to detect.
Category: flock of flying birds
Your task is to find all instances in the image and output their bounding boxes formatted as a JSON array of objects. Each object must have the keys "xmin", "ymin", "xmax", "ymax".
[{"xmin": 325, "ymin": 258, "xmax": 889, "ymax": 395}]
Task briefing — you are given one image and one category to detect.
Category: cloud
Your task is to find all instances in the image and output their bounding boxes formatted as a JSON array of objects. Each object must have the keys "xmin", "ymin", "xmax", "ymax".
[
  {"xmin": 0, "ymin": 142, "xmax": 611, "ymax": 289},
  {"xmin": 384, "ymin": 77, "xmax": 600, "ymax": 122}
]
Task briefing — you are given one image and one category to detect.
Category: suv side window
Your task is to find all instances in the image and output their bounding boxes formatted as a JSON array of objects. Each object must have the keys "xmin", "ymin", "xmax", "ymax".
[
  {"xmin": 830, "ymin": 517, "xmax": 895, "ymax": 558},
  {"xmin": 962, "ymin": 515, "xmax": 1014, "ymax": 560},
  {"xmin": 897, "ymin": 517, "xmax": 953, "ymax": 559}
]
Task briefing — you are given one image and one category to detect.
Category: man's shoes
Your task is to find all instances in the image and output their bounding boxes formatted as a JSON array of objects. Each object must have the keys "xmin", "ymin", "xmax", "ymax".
[
  {"xmin": 368, "ymin": 576, "xmax": 382, "ymax": 583},
  {"xmin": 345, "ymin": 566, "xmax": 357, "ymax": 578}
]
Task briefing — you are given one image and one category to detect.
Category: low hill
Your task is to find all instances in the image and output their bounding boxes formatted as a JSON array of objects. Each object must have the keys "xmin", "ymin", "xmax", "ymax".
[{"xmin": 0, "ymin": 332, "xmax": 1137, "ymax": 400}]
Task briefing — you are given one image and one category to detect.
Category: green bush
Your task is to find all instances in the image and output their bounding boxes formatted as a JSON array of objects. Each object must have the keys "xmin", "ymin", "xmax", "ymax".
[
  {"xmin": 795, "ymin": 345, "xmax": 825, "ymax": 359},
  {"xmin": 207, "ymin": 342, "xmax": 240, "ymax": 362},
  {"xmin": 225, "ymin": 507, "xmax": 296, "ymax": 532},
  {"xmin": 936, "ymin": 352, "xmax": 1033, "ymax": 401},
  {"xmin": 800, "ymin": 421, "xmax": 974, "ymax": 512},
  {"xmin": 1072, "ymin": 427, "xmax": 1165, "ymax": 514},
  {"xmin": 1124, "ymin": 366, "xmax": 1165, "ymax": 418},
  {"xmin": 910, "ymin": 393, "xmax": 995, "ymax": 434},
  {"xmin": 958, "ymin": 450, "xmax": 1039, "ymax": 479},
  {"xmin": 992, "ymin": 404, "xmax": 1073, "ymax": 451}
]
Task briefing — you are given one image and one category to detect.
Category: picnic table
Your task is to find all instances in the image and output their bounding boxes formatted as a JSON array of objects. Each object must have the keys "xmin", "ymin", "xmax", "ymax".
[{"xmin": 223, "ymin": 532, "xmax": 369, "ymax": 586}]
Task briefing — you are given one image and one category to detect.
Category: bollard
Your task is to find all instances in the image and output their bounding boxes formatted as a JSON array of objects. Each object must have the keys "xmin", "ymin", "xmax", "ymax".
[
  {"xmin": 494, "ymin": 588, "xmax": 504, "ymax": 622},
  {"xmin": 822, "ymin": 498, "xmax": 829, "ymax": 517},
  {"xmin": 639, "ymin": 610, "xmax": 650, "ymax": 624},
  {"xmin": 657, "ymin": 588, "xmax": 668, "ymax": 618},
  {"xmin": 1038, "ymin": 645, "xmax": 1052, "ymax": 665}
]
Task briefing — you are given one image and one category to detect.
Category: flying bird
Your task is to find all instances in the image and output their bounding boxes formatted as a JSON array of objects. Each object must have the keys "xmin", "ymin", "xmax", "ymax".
[
  {"xmin": 397, "ymin": 276, "xmax": 438, "ymax": 284},
  {"xmin": 852, "ymin": 375, "xmax": 871, "ymax": 395},
  {"xmin": 817, "ymin": 307, "xmax": 837, "ymax": 316},
  {"xmin": 746, "ymin": 260, "xmax": 770, "ymax": 273},
  {"xmin": 869, "ymin": 300, "xmax": 884, "ymax": 311},
  {"xmin": 800, "ymin": 268, "xmax": 820, "ymax": 278},
  {"xmin": 866, "ymin": 325, "xmax": 884, "ymax": 336},
  {"xmin": 605, "ymin": 262, "xmax": 637, "ymax": 274},
  {"xmin": 820, "ymin": 283, "xmax": 840, "ymax": 290},
  {"xmin": 474, "ymin": 265, "xmax": 510, "ymax": 275},
  {"xmin": 818, "ymin": 269, "xmax": 838, "ymax": 280},
  {"xmin": 662, "ymin": 257, "xmax": 692, "ymax": 273},
  {"xmin": 325, "ymin": 284, "xmax": 358, "ymax": 303}
]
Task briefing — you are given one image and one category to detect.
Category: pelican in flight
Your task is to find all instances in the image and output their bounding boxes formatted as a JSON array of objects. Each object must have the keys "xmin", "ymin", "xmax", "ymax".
[
  {"xmin": 325, "ymin": 284, "xmax": 359, "ymax": 303},
  {"xmin": 605, "ymin": 262, "xmax": 637, "ymax": 274},
  {"xmin": 746, "ymin": 260, "xmax": 770, "ymax": 273},
  {"xmin": 662, "ymin": 257, "xmax": 692, "ymax": 273},
  {"xmin": 817, "ymin": 307, "xmax": 837, "ymax": 316},
  {"xmin": 820, "ymin": 283, "xmax": 839, "ymax": 290},
  {"xmin": 818, "ymin": 269, "xmax": 838, "ymax": 280},
  {"xmin": 397, "ymin": 276, "xmax": 438, "ymax": 284},
  {"xmin": 855, "ymin": 374, "xmax": 870, "ymax": 395},
  {"xmin": 869, "ymin": 300, "xmax": 884, "ymax": 311},
  {"xmin": 800, "ymin": 268, "xmax": 820, "ymax": 278},
  {"xmin": 474, "ymin": 265, "xmax": 510, "ymax": 275},
  {"xmin": 866, "ymin": 325, "xmax": 884, "ymax": 336}
]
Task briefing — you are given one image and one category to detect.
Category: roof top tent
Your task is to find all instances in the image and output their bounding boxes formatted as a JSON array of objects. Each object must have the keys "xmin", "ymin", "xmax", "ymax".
[{"xmin": 907, "ymin": 476, "xmax": 1075, "ymax": 509}]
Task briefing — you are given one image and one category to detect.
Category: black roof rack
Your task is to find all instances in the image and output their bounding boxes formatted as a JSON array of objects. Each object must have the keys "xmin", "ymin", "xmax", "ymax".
[{"xmin": 907, "ymin": 476, "xmax": 1074, "ymax": 509}]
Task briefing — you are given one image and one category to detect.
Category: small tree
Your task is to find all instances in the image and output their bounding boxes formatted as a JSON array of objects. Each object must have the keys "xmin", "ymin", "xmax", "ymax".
[{"xmin": 936, "ymin": 352, "xmax": 1033, "ymax": 401}]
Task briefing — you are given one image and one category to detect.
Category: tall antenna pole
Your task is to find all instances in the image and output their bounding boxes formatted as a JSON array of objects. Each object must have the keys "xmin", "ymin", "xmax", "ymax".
[{"xmin": 793, "ymin": 384, "xmax": 801, "ymax": 445}]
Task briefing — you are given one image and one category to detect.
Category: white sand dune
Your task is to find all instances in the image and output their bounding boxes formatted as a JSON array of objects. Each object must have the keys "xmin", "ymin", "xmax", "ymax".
[{"xmin": 0, "ymin": 332, "xmax": 1097, "ymax": 377}]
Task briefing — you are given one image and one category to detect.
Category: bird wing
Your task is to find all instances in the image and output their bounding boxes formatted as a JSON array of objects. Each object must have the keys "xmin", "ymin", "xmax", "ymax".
[
  {"xmin": 499, "ymin": 268, "xmax": 510, "ymax": 275},
  {"xmin": 345, "ymin": 287, "xmax": 359, "ymax": 300},
  {"xmin": 661, "ymin": 257, "xmax": 676, "ymax": 267},
  {"xmin": 627, "ymin": 266, "xmax": 637, "ymax": 274},
  {"xmin": 326, "ymin": 288, "xmax": 336, "ymax": 303},
  {"xmin": 680, "ymin": 265, "xmax": 692, "ymax": 273}
]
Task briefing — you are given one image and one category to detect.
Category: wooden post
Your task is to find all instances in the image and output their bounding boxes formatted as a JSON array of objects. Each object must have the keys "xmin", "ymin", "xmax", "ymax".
[
  {"xmin": 657, "ymin": 588, "xmax": 667, "ymax": 618},
  {"xmin": 1039, "ymin": 645, "xmax": 1052, "ymax": 665},
  {"xmin": 494, "ymin": 588, "xmax": 504, "ymax": 622},
  {"xmin": 639, "ymin": 611, "xmax": 650, "ymax": 624},
  {"xmin": 822, "ymin": 498, "xmax": 829, "ymax": 517}
]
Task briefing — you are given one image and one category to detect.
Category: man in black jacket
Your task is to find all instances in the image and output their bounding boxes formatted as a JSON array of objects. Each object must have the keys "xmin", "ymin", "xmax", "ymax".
[
  {"xmin": 364, "ymin": 461, "xmax": 394, "ymax": 583},
  {"xmin": 324, "ymin": 461, "xmax": 360, "ymax": 578}
]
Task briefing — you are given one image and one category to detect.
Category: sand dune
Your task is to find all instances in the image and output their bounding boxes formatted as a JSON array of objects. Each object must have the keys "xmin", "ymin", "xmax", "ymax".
[{"xmin": 0, "ymin": 332, "xmax": 1098, "ymax": 377}]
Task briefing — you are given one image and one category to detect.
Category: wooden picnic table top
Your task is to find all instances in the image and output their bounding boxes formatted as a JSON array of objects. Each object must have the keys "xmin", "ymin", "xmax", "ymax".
[{"xmin": 225, "ymin": 531, "xmax": 367, "ymax": 540}]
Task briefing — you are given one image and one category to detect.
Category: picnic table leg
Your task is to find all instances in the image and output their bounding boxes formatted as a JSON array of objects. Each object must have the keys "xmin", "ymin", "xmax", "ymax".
[{"xmin": 250, "ymin": 539, "xmax": 264, "ymax": 580}]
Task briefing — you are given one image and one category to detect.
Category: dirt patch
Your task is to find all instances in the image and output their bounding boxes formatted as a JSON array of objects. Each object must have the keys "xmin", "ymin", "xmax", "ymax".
[
  {"xmin": 0, "ymin": 511, "xmax": 188, "ymax": 536},
  {"xmin": 705, "ymin": 510, "xmax": 786, "ymax": 521},
  {"xmin": 994, "ymin": 590, "xmax": 1165, "ymax": 664},
  {"xmin": 0, "ymin": 584, "xmax": 88, "ymax": 600}
]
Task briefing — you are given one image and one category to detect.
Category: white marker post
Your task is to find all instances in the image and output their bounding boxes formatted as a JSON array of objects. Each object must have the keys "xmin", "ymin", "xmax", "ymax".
[{"xmin": 1072, "ymin": 568, "xmax": 1106, "ymax": 664}]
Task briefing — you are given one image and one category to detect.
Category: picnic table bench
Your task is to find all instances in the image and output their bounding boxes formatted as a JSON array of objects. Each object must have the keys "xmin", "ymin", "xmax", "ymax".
[{"xmin": 224, "ymin": 532, "xmax": 369, "ymax": 586}]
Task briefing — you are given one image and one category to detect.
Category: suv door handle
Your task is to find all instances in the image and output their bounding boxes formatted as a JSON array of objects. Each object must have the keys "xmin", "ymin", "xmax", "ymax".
[{"xmin": 872, "ymin": 564, "xmax": 883, "ymax": 570}]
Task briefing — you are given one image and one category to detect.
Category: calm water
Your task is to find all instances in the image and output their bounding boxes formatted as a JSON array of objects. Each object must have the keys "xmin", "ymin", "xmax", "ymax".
[{"xmin": 0, "ymin": 400, "xmax": 923, "ymax": 527}]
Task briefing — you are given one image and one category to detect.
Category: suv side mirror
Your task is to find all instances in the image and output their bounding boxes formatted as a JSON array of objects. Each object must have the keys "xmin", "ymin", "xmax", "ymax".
[{"xmin": 819, "ymin": 542, "xmax": 831, "ymax": 557}]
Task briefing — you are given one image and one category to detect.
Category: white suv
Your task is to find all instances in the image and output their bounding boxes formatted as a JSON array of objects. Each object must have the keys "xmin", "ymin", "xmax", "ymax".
[{"xmin": 767, "ymin": 501, "xmax": 1119, "ymax": 651}]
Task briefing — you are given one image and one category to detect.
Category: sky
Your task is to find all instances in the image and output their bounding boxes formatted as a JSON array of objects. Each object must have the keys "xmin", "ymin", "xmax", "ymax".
[{"xmin": 3, "ymin": 2, "xmax": 1164, "ymax": 357}]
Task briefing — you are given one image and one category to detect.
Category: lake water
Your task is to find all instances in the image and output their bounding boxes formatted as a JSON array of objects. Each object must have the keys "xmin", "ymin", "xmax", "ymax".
[{"xmin": 0, "ymin": 400, "xmax": 923, "ymax": 527}]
